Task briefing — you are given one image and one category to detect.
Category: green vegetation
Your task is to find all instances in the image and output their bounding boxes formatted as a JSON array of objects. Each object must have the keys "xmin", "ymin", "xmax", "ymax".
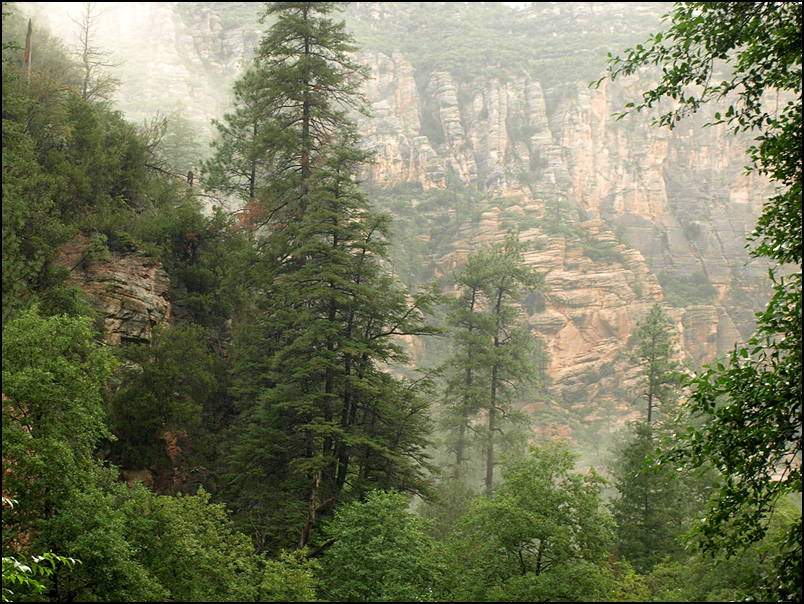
[
  {"xmin": 345, "ymin": 2, "xmax": 662, "ymax": 88},
  {"xmin": 320, "ymin": 490, "xmax": 440, "ymax": 602},
  {"xmin": 2, "ymin": 5, "xmax": 259, "ymax": 600},
  {"xmin": 657, "ymin": 270, "xmax": 718, "ymax": 307},
  {"xmin": 2, "ymin": 510, "xmax": 80, "ymax": 604},
  {"xmin": 441, "ymin": 443, "xmax": 616, "ymax": 602},
  {"xmin": 2, "ymin": 309, "xmax": 260, "ymax": 602},
  {"xmin": 109, "ymin": 323, "xmax": 229, "ymax": 471},
  {"xmin": 2, "ymin": 4, "xmax": 248, "ymax": 327},
  {"xmin": 202, "ymin": 65, "xmax": 277, "ymax": 204},
  {"xmin": 604, "ymin": 2, "xmax": 802, "ymax": 600},
  {"xmin": 631, "ymin": 304, "xmax": 681, "ymax": 423},
  {"xmin": 2, "ymin": 1, "xmax": 800, "ymax": 602},
  {"xmin": 581, "ymin": 234, "xmax": 626, "ymax": 265}
]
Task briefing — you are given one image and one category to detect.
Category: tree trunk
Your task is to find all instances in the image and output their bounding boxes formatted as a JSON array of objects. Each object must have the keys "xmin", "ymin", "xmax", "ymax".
[{"xmin": 299, "ymin": 468, "xmax": 322, "ymax": 548}]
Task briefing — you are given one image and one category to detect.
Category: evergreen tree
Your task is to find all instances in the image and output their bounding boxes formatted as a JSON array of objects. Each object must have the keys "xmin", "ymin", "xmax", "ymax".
[
  {"xmin": 108, "ymin": 322, "xmax": 228, "ymax": 473},
  {"xmin": 631, "ymin": 303, "xmax": 680, "ymax": 424},
  {"xmin": 441, "ymin": 232, "xmax": 543, "ymax": 495},
  {"xmin": 609, "ymin": 422, "xmax": 704, "ymax": 573},
  {"xmin": 253, "ymin": 1, "xmax": 368, "ymax": 218},
  {"xmin": 481, "ymin": 234, "xmax": 543, "ymax": 495},
  {"xmin": 203, "ymin": 2, "xmax": 370, "ymax": 220},
  {"xmin": 612, "ymin": 305, "xmax": 693, "ymax": 571},
  {"xmin": 159, "ymin": 103, "xmax": 205, "ymax": 179},
  {"xmin": 202, "ymin": 66, "xmax": 274, "ymax": 207},
  {"xmin": 217, "ymin": 2, "xmax": 439, "ymax": 551},
  {"xmin": 440, "ymin": 246, "xmax": 494, "ymax": 482}
]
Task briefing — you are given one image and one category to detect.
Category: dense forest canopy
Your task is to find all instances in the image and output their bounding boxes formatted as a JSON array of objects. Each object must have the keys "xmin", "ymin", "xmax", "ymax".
[{"xmin": 3, "ymin": 2, "xmax": 801, "ymax": 602}]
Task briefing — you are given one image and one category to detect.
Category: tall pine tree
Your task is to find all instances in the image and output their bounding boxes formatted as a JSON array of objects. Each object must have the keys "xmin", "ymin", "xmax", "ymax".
[
  {"xmin": 440, "ymin": 245, "xmax": 495, "ymax": 483},
  {"xmin": 611, "ymin": 304, "xmax": 704, "ymax": 573},
  {"xmin": 481, "ymin": 233, "xmax": 543, "ymax": 495},
  {"xmin": 632, "ymin": 303, "xmax": 680, "ymax": 425},
  {"xmin": 213, "ymin": 2, "xmax": 439, "ymax": 551},
  {"xmin": 440, "ymin": 232, "xmax": 543, "ymax": 495}
]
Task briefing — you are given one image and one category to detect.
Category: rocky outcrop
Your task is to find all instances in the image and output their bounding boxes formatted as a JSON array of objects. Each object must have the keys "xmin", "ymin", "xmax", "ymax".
[
  {"xmin": 59, "ymin": 238, "xmax": 171, "ymax": 347},
  {"xmin": 357, "ymin": 49, "xmax": 772, "ymax": 288},
  {"xmin": 360, "ymin": 52, "xmax": 449, "ymax": 188}
]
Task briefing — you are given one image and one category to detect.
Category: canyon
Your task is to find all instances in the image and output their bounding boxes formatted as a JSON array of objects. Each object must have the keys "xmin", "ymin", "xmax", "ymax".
[{"xmin": 39, "ymin": 1, "xmax": 777, "ymax": 441}]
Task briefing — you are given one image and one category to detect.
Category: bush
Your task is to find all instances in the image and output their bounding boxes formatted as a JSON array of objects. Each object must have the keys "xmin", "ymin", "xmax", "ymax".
[{"xmin": 657, "ymin": 271, "xmax": 718, "ymax": 307}]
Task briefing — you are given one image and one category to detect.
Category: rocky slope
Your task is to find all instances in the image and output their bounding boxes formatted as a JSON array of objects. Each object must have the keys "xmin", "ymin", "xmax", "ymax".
[{"xmin": 37, "ymin": 1, "xmax": 777, "ymax": 439}]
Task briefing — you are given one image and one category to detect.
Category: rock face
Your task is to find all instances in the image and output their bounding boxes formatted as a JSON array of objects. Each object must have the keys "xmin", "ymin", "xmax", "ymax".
[
  {"xmin": 59, "ymin": 238, "xmax": 171, "ymax": 347},
  {"xmin": 345, "ymin": 6, "xmax": 782, "ymax": 436},
  {"xmin": 357, "ymin": 49, "xmax": 771, "ymax": 285},
  {"xmin": 351, "ymin": 38, "xmax": 772, "ymax": 421}
]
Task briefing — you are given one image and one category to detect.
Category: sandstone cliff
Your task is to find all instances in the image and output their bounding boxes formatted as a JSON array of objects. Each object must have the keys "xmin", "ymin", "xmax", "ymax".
[
  {"xmin": 348, "ymin": 3, "xmax": 777, "ymax": 436},
  {"xmin": 354, "ymin": 43, "xmax": 772, "ymax": 429}
]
